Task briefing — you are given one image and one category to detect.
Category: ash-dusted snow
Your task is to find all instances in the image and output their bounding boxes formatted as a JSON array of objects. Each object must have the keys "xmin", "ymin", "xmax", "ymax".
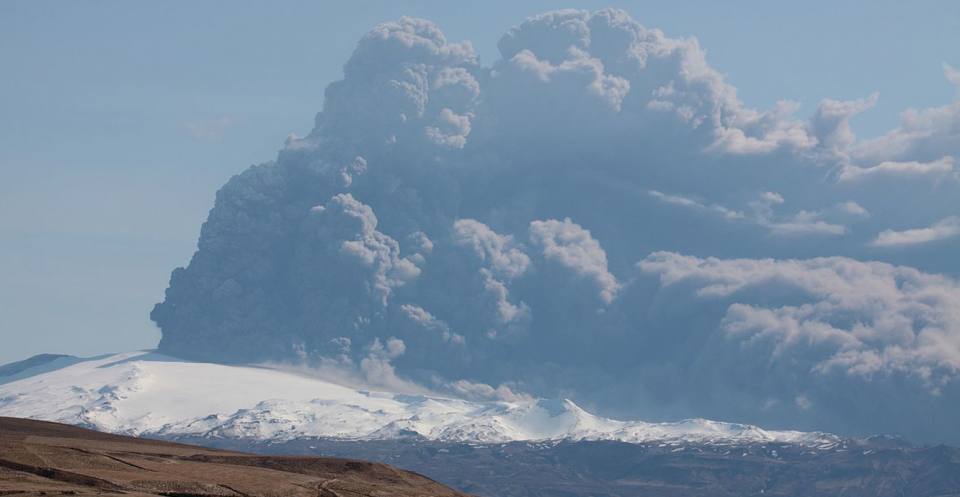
[{"xmin": 0, "ymin": 352, "xmax": 836, "ymax": 447}]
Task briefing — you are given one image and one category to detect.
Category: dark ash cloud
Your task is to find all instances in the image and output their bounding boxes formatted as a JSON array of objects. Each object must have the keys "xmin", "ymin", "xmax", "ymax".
[{"xmin": 152, "ymin": 10, "xmax": 960, "ymax": 443}]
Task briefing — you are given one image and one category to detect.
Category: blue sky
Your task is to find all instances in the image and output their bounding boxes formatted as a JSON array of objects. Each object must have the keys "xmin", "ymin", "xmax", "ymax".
[{"xmin": 1, "ymin": 0, "xmax": 959, "ymax": 364}]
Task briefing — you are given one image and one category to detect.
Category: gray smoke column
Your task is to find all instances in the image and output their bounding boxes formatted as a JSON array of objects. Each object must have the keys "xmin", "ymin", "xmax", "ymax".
[{"xmin": 152, "ymin": 10, "xmax": 960, "ymax": 443}]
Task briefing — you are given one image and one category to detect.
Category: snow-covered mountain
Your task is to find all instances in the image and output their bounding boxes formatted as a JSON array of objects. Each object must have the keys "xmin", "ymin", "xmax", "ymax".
[{"xmin": 0, "ymin": 351, "xmax": 837, "ymax": 447}]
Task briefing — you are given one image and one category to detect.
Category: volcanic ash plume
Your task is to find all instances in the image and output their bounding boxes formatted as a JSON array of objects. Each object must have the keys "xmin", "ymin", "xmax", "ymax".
[{"xmin": 152, "ymin": 10, "xmax": 960, "ymax": 443}]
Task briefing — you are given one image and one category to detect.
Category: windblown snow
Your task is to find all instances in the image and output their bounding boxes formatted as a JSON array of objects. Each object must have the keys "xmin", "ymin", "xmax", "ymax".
[{"xmin": 0, "ymin": 352, "xmax": 836, "ymax": 446}]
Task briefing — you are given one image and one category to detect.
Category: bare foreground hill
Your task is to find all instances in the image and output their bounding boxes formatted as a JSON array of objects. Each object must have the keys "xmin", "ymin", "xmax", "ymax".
[{"xmin": 0, "ymin": 417, "xmax": 469, "ymax": 497}]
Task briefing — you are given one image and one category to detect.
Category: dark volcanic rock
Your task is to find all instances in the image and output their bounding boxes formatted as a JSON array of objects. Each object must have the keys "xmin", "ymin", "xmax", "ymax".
[{"xmin": 180, "ymin": 437, "xmax": 960, "ymax": 497}]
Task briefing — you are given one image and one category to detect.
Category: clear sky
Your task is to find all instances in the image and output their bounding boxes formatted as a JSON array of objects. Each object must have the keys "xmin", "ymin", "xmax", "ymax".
[{"xmin": 1, "ymin": 0, "xmax": 958, "ymax": 365}]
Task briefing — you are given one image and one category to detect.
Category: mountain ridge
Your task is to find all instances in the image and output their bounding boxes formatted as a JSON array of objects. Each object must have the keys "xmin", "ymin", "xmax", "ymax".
[{"xmin": 0, "ymin": 351, "xmax": 839, "ymax": 447}]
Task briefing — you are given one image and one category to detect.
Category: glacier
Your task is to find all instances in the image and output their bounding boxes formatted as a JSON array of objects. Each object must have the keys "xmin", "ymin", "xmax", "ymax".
[{"xmin": 0, "ymin": 351, "xmax": 838, "ymax": 447}]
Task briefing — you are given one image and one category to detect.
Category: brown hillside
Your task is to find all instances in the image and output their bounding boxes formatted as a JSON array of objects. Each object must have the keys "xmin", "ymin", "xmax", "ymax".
[{"xmin": 0, "ymin": 417, "xmax": 470, "ymax": 497}]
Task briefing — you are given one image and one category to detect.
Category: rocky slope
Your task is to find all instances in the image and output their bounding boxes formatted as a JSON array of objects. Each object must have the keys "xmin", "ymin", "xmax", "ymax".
[{"xmin": 201, "ymin": 437, "xmax": 960, "ymax": 497}]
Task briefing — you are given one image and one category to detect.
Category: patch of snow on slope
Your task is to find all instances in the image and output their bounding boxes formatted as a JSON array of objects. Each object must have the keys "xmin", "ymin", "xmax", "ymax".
[{"xmin": 0, "ymin": 352, "xmax": 836, "ymax": 446}]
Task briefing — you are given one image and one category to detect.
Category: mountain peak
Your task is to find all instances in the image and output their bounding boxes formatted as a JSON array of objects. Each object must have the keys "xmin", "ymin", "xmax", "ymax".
[{"xmin": 0, "ymin": 352, "xmax": 838, "ymax": 447}]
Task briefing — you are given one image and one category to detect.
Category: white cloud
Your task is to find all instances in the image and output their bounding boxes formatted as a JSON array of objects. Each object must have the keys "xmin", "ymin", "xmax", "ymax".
[
  {"xmin": 452, "ymin": 219, "xmax": 530, "ymax": 279},
  {"xmin": 359, "ymin": 337, "xmax": 410, "ymax": 390},
  {"xmin": 651, "ymin": 190, "xmax": 846, "ymax": 236},
  {"xmin": 639, "ymin": 251, "xmax": 960, "ymax": 388},
  {"xmin": 499, "ymin": 47, "xmax": 631, "ymax": 112},
  {"xmin": 450, "ymin": 219, "xmax": 531, "ymax": 328},
  {"xmin": 759, "ymin": 191, "xmax": 785, "ymax": 205},
  {"xmin": 851, "ymin": 70, "xmax": 960, "ymax": 164},
  {"xmin": 425, "ymin": 107, "xmax": 473, "ymax": 148},
  {"xmin": 750, "ymin": 193, "xmax": 846, "ymax": 236},
  {"xmin": 944, "ymin": 62, "xmax": 960, "ymax": 88},
  {"xmin": 836, "ymin": 201, "xmax": 869, "ymax": 217},
  {"xmin": 400, "ymin": 304, "xmax": 465, "ymax": 345},
  {"xmin": 839, "ymin": 156, "xmax": 956, "ymax": 183},
  {"xmin": 529, "ymin": 218, "xmax": 619, "ymax": 304},
  {"xmin": 182, "ymin": 116, "xmax": 237, "ymax": 140},
  {"xmin": 765, "ymin": 211, "xmax": 846, "ymax": 236},
  {"xmin": 315, "ymin": 194, "xmax": 424, "ymax": 305},
  {"xmin": 872, "ymin": 217, "xmax": 960, "ymax": 247},
  {"xmin": 809, "ymin": 93, "xmax": 878, "ymax": 153},
  {"xmin": 444, "ymin": 379, "xmax": 531, "ymax": 402},
  {"xmin": 648, "ymin": 190, "xmax": 745, "ymax": 220}
]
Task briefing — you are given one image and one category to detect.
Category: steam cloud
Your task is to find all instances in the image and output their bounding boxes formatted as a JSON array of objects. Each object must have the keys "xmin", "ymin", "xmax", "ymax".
[{"xmin": 152, "ymin": 10, "xmax": 960, "ymax": 443}]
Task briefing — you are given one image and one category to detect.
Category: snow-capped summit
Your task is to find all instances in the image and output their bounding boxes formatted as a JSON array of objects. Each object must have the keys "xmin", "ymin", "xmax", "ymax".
[{"xmin": 0, "ymin": 351, "xmax": 836, "ymax": 446}]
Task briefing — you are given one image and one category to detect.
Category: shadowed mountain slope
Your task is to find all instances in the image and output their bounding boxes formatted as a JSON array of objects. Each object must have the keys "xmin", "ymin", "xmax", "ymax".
[{"xmin": 209, "ymin": 437, "xmax": 960, "ymax": 497}]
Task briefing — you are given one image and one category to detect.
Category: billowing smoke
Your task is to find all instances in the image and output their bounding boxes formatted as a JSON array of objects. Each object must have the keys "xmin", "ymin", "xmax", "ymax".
[{"xmin": 152, "ymin": 10, "xmax": 960, "ymax": 443}]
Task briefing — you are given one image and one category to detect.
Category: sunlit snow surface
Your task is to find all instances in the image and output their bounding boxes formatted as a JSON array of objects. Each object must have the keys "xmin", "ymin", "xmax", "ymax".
[{"xmin": 0, "ymin": 352, "xmax": 837, "ymax": 446}]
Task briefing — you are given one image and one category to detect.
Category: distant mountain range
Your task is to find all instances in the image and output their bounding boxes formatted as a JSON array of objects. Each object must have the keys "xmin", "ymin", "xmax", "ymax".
[
  {"xmin": 0, "ymin": 351, "xmax": 836, "ymax": 446},
  {"xmin": 205, "ymin": 437, "xmax": 960, "ymax": 497},
  {"xmin": 2, "ymin": 351, "xmax": 958, "ymax": 497}
]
